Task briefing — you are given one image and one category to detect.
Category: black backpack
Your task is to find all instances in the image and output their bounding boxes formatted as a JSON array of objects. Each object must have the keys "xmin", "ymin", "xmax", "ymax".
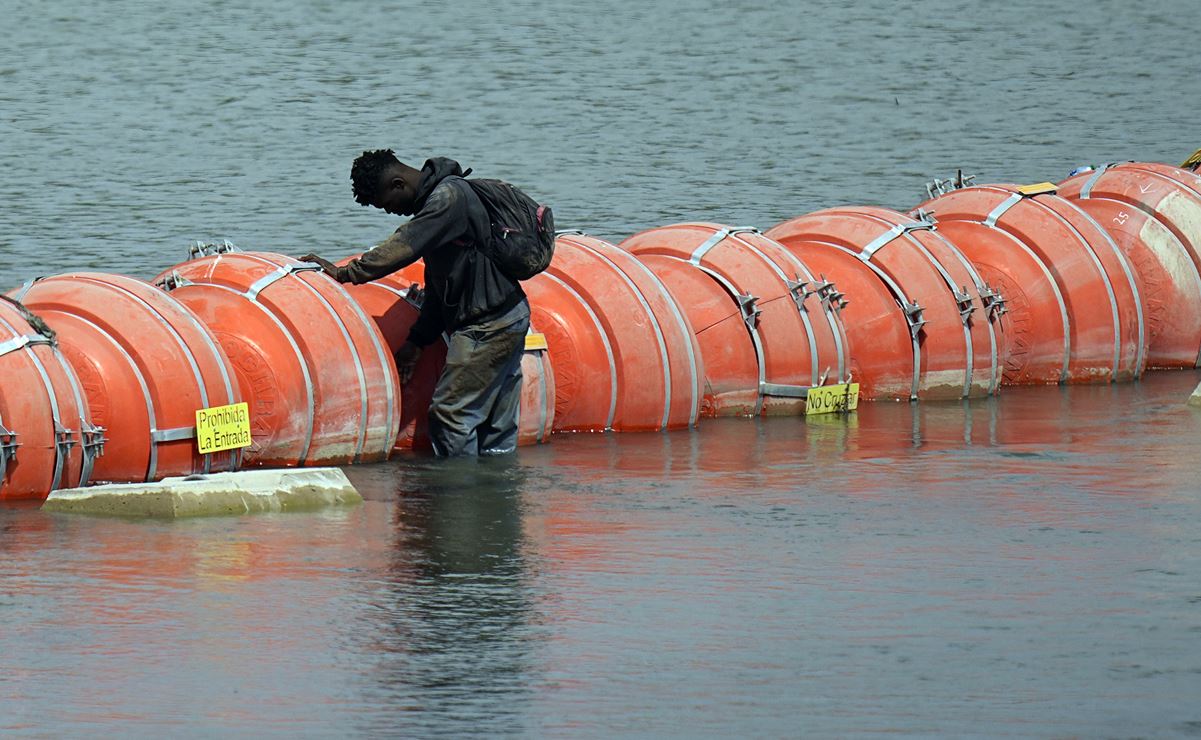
[{"xmin": 461, "ymin": 178, "xmax": 555, "ymax": 280}]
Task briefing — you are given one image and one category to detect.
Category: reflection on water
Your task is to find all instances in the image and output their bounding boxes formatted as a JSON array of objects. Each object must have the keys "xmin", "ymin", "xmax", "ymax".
[
  {"xmin": 2, "ymin": 372, "xmax": 1201, "ymax": 734},
  {"xmin": 348, "ymin": 459, "xmax": 542, "ymax": 737}
]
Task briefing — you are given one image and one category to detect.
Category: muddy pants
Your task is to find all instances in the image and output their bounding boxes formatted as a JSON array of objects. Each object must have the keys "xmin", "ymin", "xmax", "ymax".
[{"xmin": 427, "ymin": 300, "xmax": 530, "ymax": 457}]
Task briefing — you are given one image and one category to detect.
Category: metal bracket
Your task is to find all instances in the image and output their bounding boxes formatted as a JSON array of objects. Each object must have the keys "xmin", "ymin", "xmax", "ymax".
[
  {"xmin": 736, "ymin": 293, "xmax": 761, "ymax": 329},
  {"xmin": 190, "ymin": 239, "xmax": 241, "ymax": 259},
  {"xmin": 151, "ymin": 426, "xmax": 197, "ymax": 443},
  {"xmin": 156, "ymin": 270, "xmax": 193, "ymax": 291},
  {"xmin": 785, "ymin": 278, "xmax": 810, "ymax": 312},
  {"xmin": 245, "ymin": 263, "xmax": 323, "ymax": 300},
  {"xmin": 859, "ymin": 219, "xmax": 935, "ymax": 261},
  {"xmin": 760, "ymin": 382, "xmax": 811, "ymax": 399},
  {"xmin": 0, "ymin": 423, "xmax": 18, "ymax": 482},
  {"xmin": 902, "ymin": 300, "xmax": 927, "ymax": 338},
  {"xmin": 403, "ymin": 282, "xmax": 425, "ymax": 309},
  {"xmin": 980, "ymin": 284, "xmax": 1007, "ymax": 317},
  {"xmin": 0, "ymin": 333, "xmax": 52, "ymax": 359},
  {"xmin": 554, "ymin": 229, "xmax": 586, "ymax": 237},
  {"xmin": 925, "ymin": 169, "xmax": 977, "ymax": 199},
  {"xmin": 79, "ymin": 422, "xmax": 106, "ymax": 486},
  {"xmin": 954, "ymin": 287, "xmax": 975, "ymax": 323},
  {"xmin": 54, "ymin": 420, "xmax": 77, "ymax": 461}
]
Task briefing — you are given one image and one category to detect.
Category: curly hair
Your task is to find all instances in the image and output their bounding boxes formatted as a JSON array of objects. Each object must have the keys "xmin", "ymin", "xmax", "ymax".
[{"xmin": 350, "ymin": 149, "xmax": 402, "ymax": 206}]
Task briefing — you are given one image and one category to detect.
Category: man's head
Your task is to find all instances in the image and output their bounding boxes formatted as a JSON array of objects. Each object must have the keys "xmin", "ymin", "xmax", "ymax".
[{"xmin": 351, "ymin": 149, "xmax": 423, "ymax": 215}]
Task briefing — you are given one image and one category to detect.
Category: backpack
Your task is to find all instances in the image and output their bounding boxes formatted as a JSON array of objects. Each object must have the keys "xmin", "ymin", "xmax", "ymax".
[{"xmin": 461, "ymin": 178, "xmax": 555, "ymax": 280}]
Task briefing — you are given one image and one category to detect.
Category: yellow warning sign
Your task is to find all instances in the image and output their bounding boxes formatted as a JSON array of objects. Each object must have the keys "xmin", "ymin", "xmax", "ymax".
[
  {"xmin": 805, "ymin": 383, "xmax": 860, "ymax": 415},
  {"xmin": 1017, "ymin": 182, "xmax": 1058, "ymax": 196},
  {"xmin": 195, "ymin": 402, "xmax": 252, "ymax": 454},
  {"xmin": 525, "ymin": 333, "xmax": 548, "ymax": 351}
]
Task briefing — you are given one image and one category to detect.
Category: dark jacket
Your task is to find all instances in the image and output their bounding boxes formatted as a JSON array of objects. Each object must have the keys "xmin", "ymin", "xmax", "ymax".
[{"xmin": 336, "ymin": 158, "xmax": 525, "ymax": 347}]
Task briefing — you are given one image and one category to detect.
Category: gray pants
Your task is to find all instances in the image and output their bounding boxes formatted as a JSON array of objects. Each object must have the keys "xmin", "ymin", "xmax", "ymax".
[{"xmin": 427, "ymin": 300, "xmax": 530, "ymax": 457}]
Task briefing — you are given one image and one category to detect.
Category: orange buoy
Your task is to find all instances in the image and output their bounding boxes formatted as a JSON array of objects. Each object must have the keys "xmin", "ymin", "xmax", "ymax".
[
  {"xmin": 523, "ymin": 232, "xmax": 702, "ymax": 431},
  {"xmin": 337, "ymin": 265, "xmax": 556, "ymax": 448},
  {"xmin": 767, "ymin": 207, "xmax": 1001, "ymax": 400},
  {"xmin": 13, "ymin": 273, "xmax": 241, "ymax": 483},
  {"xmin": 621, "ymin": 223, "xmax": 847, "ymax": 415},
  {"xmin": 154, "ymin": 246, "xmax": 399, "ymax": 466},
  {"xmin": 1059, "ymin": 162, "xmax": 1201, "ymax": 368},
  {"xmin": 0, "ymin": 297, "xmax": 98, "ymax": 501},
  {"xmin": 915, "ymin": 183, "xmax": 1146, "ymax": 384}
]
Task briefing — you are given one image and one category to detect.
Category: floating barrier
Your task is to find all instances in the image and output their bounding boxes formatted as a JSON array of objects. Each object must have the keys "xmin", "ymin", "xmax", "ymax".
[
  {"xmin": 767, "ymin": 207, "xmax": 1000, "ymax": 400},
  {"xmin": 0, "ymin": 297, "xmax": 98, "ymax": 501},
  {"xmin": 1059, "ymin": 163, "xmax": 1201, "ymax": 368},
  {"xmin": 915, "ymin": 183, "xmax": 1146, "ymax": 384},
  {"xmin": 13, "ymin": 273, "xmax": 241, "ymax": 483},
  {"xmin": 522, "ymin": 232, "xmax": 702, "ymax": 431},
  {"xmin": 155, "ymin": 247, "xmax": 399, "ymax": 467},
  {"xmin": 620, "ymin": 223, "xmax": 847, "ymax": 416},
  {"xmin": 337, "ymin": 265, "xmax": 555, "ymax": 448}
]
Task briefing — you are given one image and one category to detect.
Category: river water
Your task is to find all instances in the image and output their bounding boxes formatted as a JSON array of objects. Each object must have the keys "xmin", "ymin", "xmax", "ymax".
[{"xmin": 3, "ymin": 0, "xmax": 1201, "ymax": 735}]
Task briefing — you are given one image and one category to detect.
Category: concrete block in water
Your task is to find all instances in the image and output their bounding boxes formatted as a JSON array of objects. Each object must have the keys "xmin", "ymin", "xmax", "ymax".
[
  {"xmin": 42, "ymin": 468, "xmax": 362, "ymax": 518},
  {"xmin": 1190, "ymin": 381, "xmax": 1201, "ymax": 408}
]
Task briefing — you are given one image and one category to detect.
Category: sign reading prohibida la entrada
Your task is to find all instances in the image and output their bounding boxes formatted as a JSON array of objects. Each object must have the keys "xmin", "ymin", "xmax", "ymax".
[{"xmin": 195, "ymin": 402, "xmax": 252, "ymax": 454}]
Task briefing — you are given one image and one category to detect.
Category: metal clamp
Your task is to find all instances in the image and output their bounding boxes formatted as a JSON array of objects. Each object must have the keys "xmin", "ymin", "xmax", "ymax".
[
  {"xmin": 245, "ymin": 263, "xmax": 324, "ymax": 300},
  {"xmin": 736, "ymin": 293, "xmax": 761, "ymax": 329},
  {"xmin": 785, "ymin": 278, "xmax": 810, "ymax": 312},
  {"xmin": 690, "ymin": 226, "xmax": 760, "ymax": 264},
  {"xmin": 925, "ymin": 169, "xmax": 977, "ymax": 199},
  {"xmin": 0, "ymin": 423, "xmax": 18, "ymax": 482},
  {"xmin": 980, "ymin": 284, "xmax": 1007, "ymax": 318},
  {"xmin": 403, "ymin": 282, "xmax": 425, "ymax": 309},
  {"xmin": 901, "ymin": 300, "xmax": 927, "ymax": 338},
  {"xmin": 79, "ymin": 422, "xmax": 106, "ymax": 486},
  {"xmin": 155, "ymin": 270, "xmax": 193, "ymax": 291},
  {"xmin": 190, "ymin": 239, "xmax": 241, "ymax": 259},
  {"xmin": 151, "ymin": 426, "xmax": 197, "ymax": 444},
  {"xmin": 859, "ymin": 219, "xmax": 935, "ymax": 261},
  {"xmin": 0, "ymin": 333, "xmax": 53, "ymax": 359},
  {"xmin": 954, "ymin": 286, "xmax": 975, "ymax": 323}
]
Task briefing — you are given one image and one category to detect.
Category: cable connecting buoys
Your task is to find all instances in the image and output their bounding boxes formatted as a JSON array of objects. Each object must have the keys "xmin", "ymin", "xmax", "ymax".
[
  {"xmin": 12, "ymin": 273, "xmax": 240, "ymax": 483},
  {"xmin": 620, "ymin": 223, "xmax": 846, "ymax": 416},
  {"xmin": 523, "ymin": 232, "xmax": 702, "ymax": 431},
  {"xmin": 767, "ymin": 207, "xmax": 1000, "ymax": 400},
  {"xmin": 336, "ymin": 265, "xmax": 555, "ymax": 448},
  {"xmin": 0, "ymin": 297, "xmax": 98, "ymax": 501},
  {"xmin": 915, "ymin": 183, "xmax": 1146, "ymax": 384},
  {"xmin": 1059, "ymin": 163, "xmax": 1201, "ymax": 368},
  {"xmin": 154, "ymin": 247, "xmax": 399, "ymax": 467}
]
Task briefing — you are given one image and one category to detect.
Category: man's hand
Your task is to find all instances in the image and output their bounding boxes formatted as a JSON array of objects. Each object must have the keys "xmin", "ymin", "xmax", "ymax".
[
  {"xmin": 395, "ymin": 341, "xmax": 422, "ymax": 384},
  {"xmin": 300, "ymin": 254, "xmax": 340, "ymax": 281}
]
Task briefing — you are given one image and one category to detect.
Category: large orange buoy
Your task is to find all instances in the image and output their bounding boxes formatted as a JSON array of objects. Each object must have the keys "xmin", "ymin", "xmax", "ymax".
[
  {"xmin": 0, "ymin": 297, "xmax": 99, "ymax": 501},
  {"xmin": 767, "ymin": 207, "xmax": 1001, "ymax": 400},
  {"xmin": 621, "ymin": 223, "xmax": 848, "ymax": 416},
  {"xmin": 522, "ymin": 232, "xmax": 702, "ymax": 431},
  {"xmin": 13, "ymin": 273, "xmax": 241, "ymax": 483},
  {"xmin": 337, "ymin": 265, "xmax": 556, "ymax": 448},
  {"xmin": 154, "ymin": 246, "xmax": 399, "ymax": 467},
  {"xmin": 1059, "ymin": 162, "xmax": 1201, "ymax": 368},
  {"xmin": 915, "ymin": 183, "xmax": 1146, "ymax": 384}
]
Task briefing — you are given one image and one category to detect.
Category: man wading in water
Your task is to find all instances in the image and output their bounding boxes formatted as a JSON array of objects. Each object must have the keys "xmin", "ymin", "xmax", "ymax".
[{"xmin": 303, "ymin": 150, "xmax": 532, "ymax": 457}]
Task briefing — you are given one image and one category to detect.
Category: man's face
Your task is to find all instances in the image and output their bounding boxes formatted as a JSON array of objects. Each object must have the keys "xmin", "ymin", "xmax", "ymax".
[{"xmin": 373, "ymin": 165, "xmax": 418, "ymax": 216}]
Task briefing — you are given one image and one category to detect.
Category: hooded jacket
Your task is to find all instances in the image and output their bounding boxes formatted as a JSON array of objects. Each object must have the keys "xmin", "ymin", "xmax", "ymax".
[{"xmin": 336, "ymin": 157, "xmax": 526, "ymax": 347}]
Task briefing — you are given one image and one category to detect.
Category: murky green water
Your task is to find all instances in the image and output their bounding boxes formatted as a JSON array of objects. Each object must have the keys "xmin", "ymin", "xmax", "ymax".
[{"xmin": 4, "ymin": 0, "xmax": 1201, "ymax": 734}]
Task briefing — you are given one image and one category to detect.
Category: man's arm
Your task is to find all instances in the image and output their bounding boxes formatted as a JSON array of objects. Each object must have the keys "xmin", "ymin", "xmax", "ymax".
[{"xmin": 336, "ymin": 183, "xmax": 472, "ymax": 285}]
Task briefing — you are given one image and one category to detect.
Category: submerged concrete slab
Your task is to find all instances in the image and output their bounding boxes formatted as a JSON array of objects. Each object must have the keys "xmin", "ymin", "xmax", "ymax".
[
  {"xmin": 43, "ymin": 468, "xmax": 362, "ymax": 518},
  {"xmin": 1190, "ymin": 381, "xmax": 1201, "ymax": 408}
]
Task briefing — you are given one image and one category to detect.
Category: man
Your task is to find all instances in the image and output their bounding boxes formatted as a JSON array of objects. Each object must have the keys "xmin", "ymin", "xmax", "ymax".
[{"xmin": 302, "ymin": 150, "xmax": 529, "ymax": 457}]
